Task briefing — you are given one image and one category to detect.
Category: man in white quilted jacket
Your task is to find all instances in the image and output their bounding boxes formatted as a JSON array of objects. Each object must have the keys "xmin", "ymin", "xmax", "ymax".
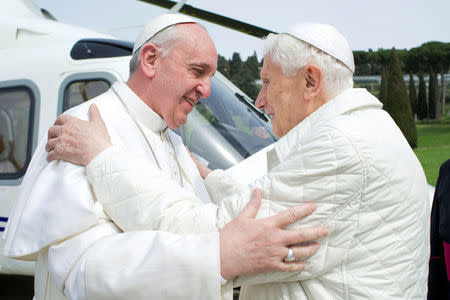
[{"xmin": 47, "ymin": 22, "xmax": 430, "ymax": 299}]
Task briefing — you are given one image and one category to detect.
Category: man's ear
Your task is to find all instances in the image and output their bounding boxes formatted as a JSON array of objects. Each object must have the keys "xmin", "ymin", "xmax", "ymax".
[
  {"xmin": 303, "ymin": 64, "xmax": 323, "ymax": 100},
  {"xmin": 139, "ymin": 43, "xmax": 159, "ymax": 78}
]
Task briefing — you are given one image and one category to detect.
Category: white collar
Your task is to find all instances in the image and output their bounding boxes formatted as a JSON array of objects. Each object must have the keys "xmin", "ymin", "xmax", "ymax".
[
  {"xmin": 272, "ymin": 88, "xmax": 382, "ymax": 165},
  {"xmin": 112, "ymin": 81, "xmax": 168, "ymax": 133}
]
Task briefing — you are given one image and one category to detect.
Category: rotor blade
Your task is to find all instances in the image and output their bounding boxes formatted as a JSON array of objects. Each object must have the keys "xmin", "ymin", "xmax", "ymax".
[
  {"xmin": 169, "ymin": 0, "xmax": 187, "ymax": 13},
  {"xmin": 138, "ymin": 0, "xmax": 276, "ymax": 38}
]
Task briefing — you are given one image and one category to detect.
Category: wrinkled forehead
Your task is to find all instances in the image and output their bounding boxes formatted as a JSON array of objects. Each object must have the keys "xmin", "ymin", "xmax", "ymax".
[
  {"xmin": 260, "ymin": 54, "xmax": 282, "ymax": 76},
  {"xmin": 169, "ymin": 24, "xmax": 218, "ymax": 70}
]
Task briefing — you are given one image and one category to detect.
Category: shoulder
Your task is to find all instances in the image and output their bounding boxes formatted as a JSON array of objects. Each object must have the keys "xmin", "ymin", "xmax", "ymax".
[{"xmin": 63, "ymin": 88, "xmax": 117, "ymax": 120}]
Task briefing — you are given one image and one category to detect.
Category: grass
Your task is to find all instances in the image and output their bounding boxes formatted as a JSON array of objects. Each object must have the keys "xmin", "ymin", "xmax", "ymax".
[{"xmin": 414, "ymin": 120, "xmax": 450, "ymax": 185}]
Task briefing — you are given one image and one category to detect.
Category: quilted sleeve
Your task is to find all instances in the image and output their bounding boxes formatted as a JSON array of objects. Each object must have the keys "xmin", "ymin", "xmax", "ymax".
[
  {"xmin": 220, "ymin": 125, "xmax": 365, "ymax": 285},
  {"xmin": 86, "ymin": 145, "xmax": 219, "ymax": 234}
]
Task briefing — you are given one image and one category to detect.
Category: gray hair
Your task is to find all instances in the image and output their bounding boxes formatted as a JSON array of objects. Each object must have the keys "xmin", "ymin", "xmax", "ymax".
[
  {"xmin": 129, "ymin": 25, "xmax": 182, "ymax": 74},
  {"xmin": 263, "ymin": 33, "xmax": 353, "ymax": 98}
]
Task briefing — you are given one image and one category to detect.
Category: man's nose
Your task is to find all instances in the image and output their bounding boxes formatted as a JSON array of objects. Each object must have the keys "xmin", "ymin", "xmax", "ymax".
[
  {"xmin": 255, "ymin": 90, "xmax": 266, "ymax": 109},
  {"xmin": 197, "ymin": 78, "xmax": 211, "ymax": 99}
]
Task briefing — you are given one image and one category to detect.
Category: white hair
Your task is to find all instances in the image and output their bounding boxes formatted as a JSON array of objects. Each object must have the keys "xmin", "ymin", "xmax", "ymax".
[
  {"xmin": 129, "ymin": 25, "xmax": 184, "ymax": 74},
  {"xmin": 264, "ymin": 33, "xmax": 354, "ymax": 98}
]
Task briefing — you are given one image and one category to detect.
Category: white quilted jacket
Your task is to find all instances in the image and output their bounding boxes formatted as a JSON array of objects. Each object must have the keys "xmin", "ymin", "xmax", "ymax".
[{"xmin": 87, "ymin": 88, "xmax": 430, "ymax": 299}]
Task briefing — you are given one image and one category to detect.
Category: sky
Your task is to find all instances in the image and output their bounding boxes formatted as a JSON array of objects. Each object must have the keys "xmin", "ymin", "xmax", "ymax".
[{"xmin": 34, "ymin": 0, "xmax": 450, "ymax": 61}]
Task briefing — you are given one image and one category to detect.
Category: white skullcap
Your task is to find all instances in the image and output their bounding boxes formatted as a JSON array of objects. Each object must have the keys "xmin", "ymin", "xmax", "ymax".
[
  {"xmin": 284, "ymin": 22, "xmax": 355, "ymax": 73},
  {"xmin": 133, "ymin": 14, "xmax": 197, "ymax": 54}
]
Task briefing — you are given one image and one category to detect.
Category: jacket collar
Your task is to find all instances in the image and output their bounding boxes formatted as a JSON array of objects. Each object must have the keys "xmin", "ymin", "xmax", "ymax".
[
  {"xmin": 112, "ymin": 81, "xmax": 168, "ymax": 133},
  {"xmin": 268, "ymin": 88, "xmax": 382, "ymax": 169}
]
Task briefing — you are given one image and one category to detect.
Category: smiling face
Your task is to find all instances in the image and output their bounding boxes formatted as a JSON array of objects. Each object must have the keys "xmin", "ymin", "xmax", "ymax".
[
  {"xmin": 255, "ymin": 55, "xmax": 307, "ymax": 137},
  {"xmin": 147, "ymin": 24, "xmax": 218, "ymax": 129}
]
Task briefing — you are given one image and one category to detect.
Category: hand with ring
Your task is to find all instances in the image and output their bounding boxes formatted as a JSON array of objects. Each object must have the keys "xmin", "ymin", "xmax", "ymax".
[
  {"xmin": 284, "ymin": 247, "xmax": 296, "ymax": 262},
  {"xmin": 220, "ymin": 189, "xmax": 327, "ymax": 279}
]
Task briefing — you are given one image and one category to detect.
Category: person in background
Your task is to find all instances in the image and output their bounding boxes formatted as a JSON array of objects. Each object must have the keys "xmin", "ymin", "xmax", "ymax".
[{"xmin": 428, "ymin": 159, "xmax": 450, "ymax": 299}]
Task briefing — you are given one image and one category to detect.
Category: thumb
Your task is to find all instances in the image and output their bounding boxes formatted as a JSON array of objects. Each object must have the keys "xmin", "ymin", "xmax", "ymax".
[
  {"xmin": 238, "ymin": 189, "xmax": 262, "ymax": 219},
  {"xmin": 89, "ymin": 104, "xmax": 103, "ymax": 124}
]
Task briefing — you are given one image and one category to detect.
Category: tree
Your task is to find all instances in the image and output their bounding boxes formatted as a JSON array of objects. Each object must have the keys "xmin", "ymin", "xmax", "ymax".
[
  {"xmin": 227, "ymin": 52, "xmax": 260, "ymax": 99},
  {"xmin": 229, "ymin": 52, "xmax": 243, "ymax": 80},
  {"xmin": 245, "ymin": 51, "xmax": 260, "ymax": 80},
  {"xmin": 417, "ymin": 72, "xmax": 428, "ymax": 120},
  {"xmin": 408, "ymin": 72, "xmax": 417, "ymax": 119},
  {"xmin": 217, "ymin": 55, "xmax": 230, "ymax": 78},
  {"xmin": 379, "ymin": 67, "xmax": 389, "ymax": 105},
  {"xmin": 428, "ymin": 67, "xmax": 439, "ymax": 119},
  {"xmin": 385, "ymin": 48, "xmax": 417, "ymax": 148}
]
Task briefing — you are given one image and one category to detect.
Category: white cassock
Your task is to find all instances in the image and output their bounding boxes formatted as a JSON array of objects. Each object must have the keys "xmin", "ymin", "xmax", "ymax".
[{"xmin": 3, "ymin": 81, "xmax": 231, "ymax": 300}]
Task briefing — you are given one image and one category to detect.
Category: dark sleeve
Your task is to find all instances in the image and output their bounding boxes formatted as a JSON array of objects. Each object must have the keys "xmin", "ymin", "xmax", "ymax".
[{"xmin": 437, "ymin": 159, "xmax": 450, "ymax": 243}]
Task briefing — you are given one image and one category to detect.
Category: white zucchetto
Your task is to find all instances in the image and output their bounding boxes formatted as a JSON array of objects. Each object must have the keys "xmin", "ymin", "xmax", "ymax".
[
  {"xmin": 133, "ymin": 14, "xmax": 197, "ymax": 54},
  {"xmin": 285, "ymin": 22, "xmax": 355, "ymax": 73}
]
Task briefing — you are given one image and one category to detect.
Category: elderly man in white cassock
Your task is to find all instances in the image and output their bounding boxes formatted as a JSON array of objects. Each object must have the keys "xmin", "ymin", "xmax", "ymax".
[
  {"xmin": 3, "ymin": 15, "xmax": 328, "ymax": 300},
  {"xmin": 43, "ymin": 22, "xmax": 430, "ymax": 299}
]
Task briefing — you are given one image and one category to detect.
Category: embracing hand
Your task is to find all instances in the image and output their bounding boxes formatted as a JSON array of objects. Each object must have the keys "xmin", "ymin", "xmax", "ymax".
[
  {"xmin": 46, "ymin": 104, "xmax": 111, "ymax": 166},
  {"xmin": 220, "ymin": 189, "xmax": 327, "ymax": 280}
]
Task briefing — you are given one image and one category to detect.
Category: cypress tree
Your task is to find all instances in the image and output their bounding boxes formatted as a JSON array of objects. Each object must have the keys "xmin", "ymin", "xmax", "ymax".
[
  {"xmin": 408, "ymin": 72, "xmax": 417, "ymax": 119},
  {"xmin": 379, "ymin": 67, "xmax": 389, "ymax": 106},
  {"xmin": 417, "ymin": 72, "xmax": 428, "ymax": 120},
  {"xmin": 385, "ymin": 48, "xmax": 417, "ymax": 148},
  {"xmin": 428, "ymin": 67, "xmax": 437, "ymax": 119}
]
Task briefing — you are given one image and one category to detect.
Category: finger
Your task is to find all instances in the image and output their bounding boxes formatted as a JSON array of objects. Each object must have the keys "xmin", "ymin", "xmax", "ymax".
[
  {"xmin": 275, "ymin": 260, "xmax": 307, "ymax": 272},
  {"xmin": 281, "ymin": 226, "xmax": 328, "ymax": 245},
  {"xmin": 45, "ymin": 138, "xmax": 58, "ymax": 152},
  {"xmin": 47, "ymin": 125, "xmax": 62, "ymax": 139},
  {"xmin": 267, "ymin": 203, "xmax": 317, "ymax": 228},
  {"xmin": 238, "ymin": 189, "xmax": 262, "ymax": 219},
  {"xmin": 53, "ymin": 114, "xmax": 70, "ymax": 126},
  {"xmin": 89, "ymin": 104, "xmax": 102, "ymax": 123},
  {"xmin": 290, "ymin": 242, "xmax": 320, "ymax": 261},
  {"xmin": 46, "ymin": 150, "xmax": 58, "ymax": 162}
]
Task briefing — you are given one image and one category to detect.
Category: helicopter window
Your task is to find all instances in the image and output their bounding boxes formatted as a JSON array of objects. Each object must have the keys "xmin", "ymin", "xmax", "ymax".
[
  {"xmin": 175, "ymin": 76, "xmax": 277, "ymax": 170},
  {"xmin": 63, "ymin": 80, "xmax": 110, "ymax": 111},
  {"xmin": 0, "ymin": 87, "xmax": 34, "ymax": 179},
  {"xmin": 71, "ymin": 39, "xmax": 133, "ymax": 60}
]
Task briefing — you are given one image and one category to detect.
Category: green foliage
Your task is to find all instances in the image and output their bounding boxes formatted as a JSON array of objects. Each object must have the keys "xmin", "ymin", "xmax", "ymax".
[
  {"xmin": 217, "ymin": 56, "xmax": 230, "ymax": 78},
  {"xmin": 417, "ymin": 72, "xmax": 428, "ymax": 120},
  {"xmin": 408, "ymin": 72, "xmax": 417, "ymax": 117},
  {"xmin": 379, "ymin": 68, "xmax": 388, "ymax": 105},
  {"xmin": 414, "ymin": 121, "xmax": 450, "ymax": 184},
  {"xmin": 385, "ymin": 48, "xmax": 417, "ymax": 148},
  {"xmin": 428, "ymin": 67, "xmax": 438, "ymax": 119},
  {"xmin": 245, "ymin": 51, "xmax": 260, "ymax": 80},
  {"xmin": 355, "ymin": 42, "xmax": 450, "ymax": 76},
  {"xmin": 217, "ymin": 52, "xmax": 261, "ymax": 100}
]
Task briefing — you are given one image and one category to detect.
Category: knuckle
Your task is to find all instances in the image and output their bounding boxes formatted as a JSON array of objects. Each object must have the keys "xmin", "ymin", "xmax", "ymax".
[
  {"xmin": 55, "ymin": 141, "xmax": 64, "ymax": 155},
  {"xmin": 297, "ymin": 229, "xmax": 306, "ymax": 243},
  {"xmin": 288, "ymin": 207, "xmax": 297, "ymax": 224}
]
